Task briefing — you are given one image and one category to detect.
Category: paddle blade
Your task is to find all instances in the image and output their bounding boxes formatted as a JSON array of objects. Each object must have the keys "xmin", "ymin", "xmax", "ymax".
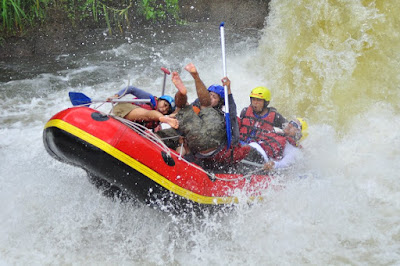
[
  {"xmin": 69, "ymin": 92, "xmax": 92, "ymax": 106},
  {"xmin": 225, "ymin": 113, "xmax": 232, "ymax": 149}
]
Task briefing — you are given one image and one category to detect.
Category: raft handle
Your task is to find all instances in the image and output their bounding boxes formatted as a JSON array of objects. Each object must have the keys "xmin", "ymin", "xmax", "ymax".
[{"xmin": 161, "ymin": 151, "xmax": 175, "ymax": 166}]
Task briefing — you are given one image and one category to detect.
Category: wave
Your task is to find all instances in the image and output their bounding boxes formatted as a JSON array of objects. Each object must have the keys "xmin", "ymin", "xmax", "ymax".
[{"xmin": 254, "ymin": 0, "xmax": 400, "ymax": 131}]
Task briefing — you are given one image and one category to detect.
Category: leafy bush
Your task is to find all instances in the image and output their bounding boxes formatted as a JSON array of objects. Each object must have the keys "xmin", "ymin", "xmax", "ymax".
[{"xmin": 0, "ymin": 0, "xmax": 181, "ymax": 37}]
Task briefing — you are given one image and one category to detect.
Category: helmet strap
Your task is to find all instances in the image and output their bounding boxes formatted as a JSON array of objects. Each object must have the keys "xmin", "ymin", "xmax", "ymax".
[
  {"xmin": 218, "ymin": 98, "xmax": 225, "ymax": 108},
  {"xmin": 261, "ymin": 100, "xmax": 270, "ymax": 112}
]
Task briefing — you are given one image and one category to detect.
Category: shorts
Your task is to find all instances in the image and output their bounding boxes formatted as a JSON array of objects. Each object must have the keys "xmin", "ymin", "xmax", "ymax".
[{"xmin": 113, "ymin": 103, "xmax": 139, "ymax": 118}]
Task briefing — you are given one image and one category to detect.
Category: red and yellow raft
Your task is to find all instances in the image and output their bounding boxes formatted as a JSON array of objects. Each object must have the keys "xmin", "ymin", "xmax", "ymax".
[{"xmin": 43, "ymin": 107, "xmax": 273, "ymax": 213}]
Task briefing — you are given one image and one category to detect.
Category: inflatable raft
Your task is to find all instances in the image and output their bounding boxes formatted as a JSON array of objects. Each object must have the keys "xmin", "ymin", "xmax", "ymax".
[{"xmin": 43, "ymin": 107, "xmax": 272, "ymax": 213}]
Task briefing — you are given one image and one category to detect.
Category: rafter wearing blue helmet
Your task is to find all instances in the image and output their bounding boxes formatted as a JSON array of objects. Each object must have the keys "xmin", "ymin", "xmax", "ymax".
[
  {"xmin": 110, "ymin": 86, "xmax": 178, "ymax": 131},
  {"xmin": 158, "ymin": 95, "xmax": 176, "ymax": 114},
  {"xmin": 207, "ymin": 84, "xmax": 225, "ymax": 108}
]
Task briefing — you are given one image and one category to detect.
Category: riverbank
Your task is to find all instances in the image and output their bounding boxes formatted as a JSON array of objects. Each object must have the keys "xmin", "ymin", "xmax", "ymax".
[{"xmin": 0, "ymin": 0, "xmax": 269, "ymax": 58}]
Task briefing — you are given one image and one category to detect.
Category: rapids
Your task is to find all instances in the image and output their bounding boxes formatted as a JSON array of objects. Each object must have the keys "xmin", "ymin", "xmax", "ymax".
[{"xmin": 1, "ymin": 1, "xmax": 399, "ymax": 264}]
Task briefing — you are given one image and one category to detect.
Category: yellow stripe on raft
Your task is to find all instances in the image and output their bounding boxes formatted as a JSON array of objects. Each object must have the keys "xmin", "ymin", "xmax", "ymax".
[{"xmin": 45, "ymin": 119, "xmax": 242, "ymax": 205}]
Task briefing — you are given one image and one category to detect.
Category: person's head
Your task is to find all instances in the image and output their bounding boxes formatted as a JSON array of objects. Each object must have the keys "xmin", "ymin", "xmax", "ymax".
[
  {"xmin": 158, "ymin": 95, "xmax": 176, "ymax": 115},
  {"xmin": 284, "ymin": 118, "xmax": 309, "ymax": 142},
  {"xmin": 249, "ymin": 86, "xmax": 271, "ymax": 114},
  {"xmin": 207, "ymin": 84, "xmax": 225, "ymax": 108}
]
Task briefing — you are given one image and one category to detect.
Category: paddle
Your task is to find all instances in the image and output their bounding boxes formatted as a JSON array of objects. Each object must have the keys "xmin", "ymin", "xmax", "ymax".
[
  {"xmin": 69, "ymin": 92, "xmax": 150, "ymax": 107},
  {"xmin": 160, "ymin": 67, "xmax": 171, "ymax": 96},
  {"xmin": 220, "ymin": 22, "xmax": 232, "ymax": 149}
]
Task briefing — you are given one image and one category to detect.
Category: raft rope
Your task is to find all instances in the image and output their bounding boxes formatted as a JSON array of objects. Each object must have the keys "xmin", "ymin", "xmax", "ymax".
[
  {"xmin": 85, "ymin": 103, "xmax": 267, "ymax": 182},
  {"xmin": 213, "ymin": 168, "xmax": 268, "ymax": 182},
  {"xmin": 113, "ymin": 116, "xmax": 268, "ymax": 182},
  {"xmin": 112, "ymin": 116, "xmax": 173, "ymax": 154}
]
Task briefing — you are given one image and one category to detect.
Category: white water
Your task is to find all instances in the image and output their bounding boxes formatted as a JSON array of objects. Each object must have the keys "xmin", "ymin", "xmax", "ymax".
[{"xmin": 1, "ymin": 1, "xmax": 400, "ymax": 264}]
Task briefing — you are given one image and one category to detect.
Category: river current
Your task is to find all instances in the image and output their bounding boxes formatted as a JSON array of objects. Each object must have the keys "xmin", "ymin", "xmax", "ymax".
[{"xmin": 1, "ymin": 1, "xmax": 399, "ymax": 265}]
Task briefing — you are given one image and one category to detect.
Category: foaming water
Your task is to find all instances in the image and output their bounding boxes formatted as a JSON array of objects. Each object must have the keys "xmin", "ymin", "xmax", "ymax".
[
  {"xmin": 250, "ymin": 0, "xmax": 400, "ymax": 264},
  {"xmin": 1, "ymin": 10, "xmax": 400, "ymax": 266},
  {"xmin": 254, "ymin": 0, "xmax": 400, "ymax": 130}
]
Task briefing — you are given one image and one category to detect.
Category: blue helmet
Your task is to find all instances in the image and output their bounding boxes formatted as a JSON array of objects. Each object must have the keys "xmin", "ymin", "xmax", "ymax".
[
  {"xmin": 207, "ymin": 84, "xmax": 224, "ymax": 102},
  {"xmin": 159, "ymin": 95, "xmax": 176, "ymax": 114}
]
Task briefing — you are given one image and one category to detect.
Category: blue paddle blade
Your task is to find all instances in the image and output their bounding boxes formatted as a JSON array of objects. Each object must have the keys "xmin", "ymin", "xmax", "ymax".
[
  {"xmin": 69, "ymin": 92, "xmax": 92, "ymax": 106},
  {"xmin": 225, "ymin": 113, "xmax": 232, "ymax": 149}
]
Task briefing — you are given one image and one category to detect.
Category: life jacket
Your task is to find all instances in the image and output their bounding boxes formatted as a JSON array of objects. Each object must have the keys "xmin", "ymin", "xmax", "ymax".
[
  {"xmin": 212, "ymin": 143, "xmax": 252, "ymax": 165},
  {"xmin": 259, "ymin": 133, "xmax": 297, "ymax": 160},
  {"xmin": 239, "ymin": 106, "xmax": 277, "ymax": 143},
  {"xmin": 191, "ymin": 143, "xmax": 252, "ymax": 172}
]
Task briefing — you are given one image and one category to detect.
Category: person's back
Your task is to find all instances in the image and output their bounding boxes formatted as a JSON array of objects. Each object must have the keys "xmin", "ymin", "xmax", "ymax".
[
  {"xmin": 174, "ymin": 101, "xmax": 226, "ymax": 154},
  {"xmin": 170, "ymin": 63, "xmax": 227, "ymax": 154},
  {"xmin": 157, "ymin": 63, "xmax": 241, "ymax": 159}
]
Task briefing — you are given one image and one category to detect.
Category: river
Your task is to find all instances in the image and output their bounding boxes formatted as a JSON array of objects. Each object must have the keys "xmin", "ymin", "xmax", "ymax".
[{"xmin": 1, "ymin": 1, "xmax": 399, "ymax": 265}]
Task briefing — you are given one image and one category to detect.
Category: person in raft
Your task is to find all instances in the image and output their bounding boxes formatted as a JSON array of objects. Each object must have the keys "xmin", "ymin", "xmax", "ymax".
[
  {"xmin": 156, "ymin": 63, "xmax": 268, "ymax": 172},
  {"xmin": 108, "ymin": 86, "xmax": 178, "ymax": 131},
  {"xmin": 247, "ymin": 117, "xmax": 309, "ymax": 171},
  {"xmin": 239, "ymin": 86, "xmax": 287, "ymax": 144},
  {"xmin": 156, "ymin": 63, "xmax": 228, "ymax": 156}
]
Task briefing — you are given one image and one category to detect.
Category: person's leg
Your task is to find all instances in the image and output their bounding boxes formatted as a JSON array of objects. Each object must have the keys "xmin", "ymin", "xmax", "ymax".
[
  {"xmin": 184, "ymin": 63, "xmax": 211, "ymax": 108},
  {"xmin": 113, "ymin": 103, "xmax": 137, "ymax": 118},
  {"xmin": 171, "ymin": 71, "xmax": 187, "ymax": 108}
]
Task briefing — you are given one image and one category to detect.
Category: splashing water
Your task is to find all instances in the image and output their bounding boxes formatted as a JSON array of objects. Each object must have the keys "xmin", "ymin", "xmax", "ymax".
[
  {"xmin": 255, "ymin": 0, "xmax": 400, "ymax": 130},
  {"xmin": 1, "ymin": 2, "xmax": 400, "ymax": 264}
]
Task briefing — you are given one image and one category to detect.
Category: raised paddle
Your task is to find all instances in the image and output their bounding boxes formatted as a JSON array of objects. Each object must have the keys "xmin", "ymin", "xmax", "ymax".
[
  {"xmin": 69, "ymin": 92, "xmax": 150, "ymax": 107},
  {"xmin": 220, "ymin": 22, "xmax": 232, "ymax": 149},
  {"xmin": 160, "ymin": 67, "xmax": 171, "ymax": 96}
]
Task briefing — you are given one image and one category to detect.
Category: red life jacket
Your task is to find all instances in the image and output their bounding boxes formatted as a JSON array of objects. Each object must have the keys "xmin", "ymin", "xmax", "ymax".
[
  {"xmin": 259, "ymin": 133, "xmax": 297, "ymax": 160},
  {"xmin": 212, "ymin": 144, "xmax": 252, "ymax": 165},
  {"xmin": 239, "ymin": 106, "xmax": 277, "ymax": 143}
]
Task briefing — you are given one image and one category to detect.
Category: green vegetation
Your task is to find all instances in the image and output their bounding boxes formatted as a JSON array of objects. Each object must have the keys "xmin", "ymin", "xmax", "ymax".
[
  {"xmin": 141, "ymin": 0, "xmax": 180, "ymax": 21},
  {"xmin": 0, "ymin": 0, "xmax": 181, "ymax": 37}
]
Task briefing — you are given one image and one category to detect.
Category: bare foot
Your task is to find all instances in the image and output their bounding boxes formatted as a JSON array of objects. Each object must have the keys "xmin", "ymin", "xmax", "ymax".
[
  {"xmin": 171, "ymin": 72, "xmax": 187, "ymax": 95},
  {"xmin": 159, "ymin": 116, "xmax": 179, "ymax": 129},
  {"xmin": 184, "ymin": 63, "xmax": 198, "ymax": 74}
]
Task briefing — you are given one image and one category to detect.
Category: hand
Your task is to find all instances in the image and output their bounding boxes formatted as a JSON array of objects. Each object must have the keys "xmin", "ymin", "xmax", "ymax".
[
  {"xmin": 107, "ymin": 94, "xmax": 119, "ymax": 101},
  {"xmin": 263, "ymin": 161, "xmax": 275, "ymax": 171},
  {"xmin": 221, "ymin": 77, "xmax": 231, "ymax": 94}
]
